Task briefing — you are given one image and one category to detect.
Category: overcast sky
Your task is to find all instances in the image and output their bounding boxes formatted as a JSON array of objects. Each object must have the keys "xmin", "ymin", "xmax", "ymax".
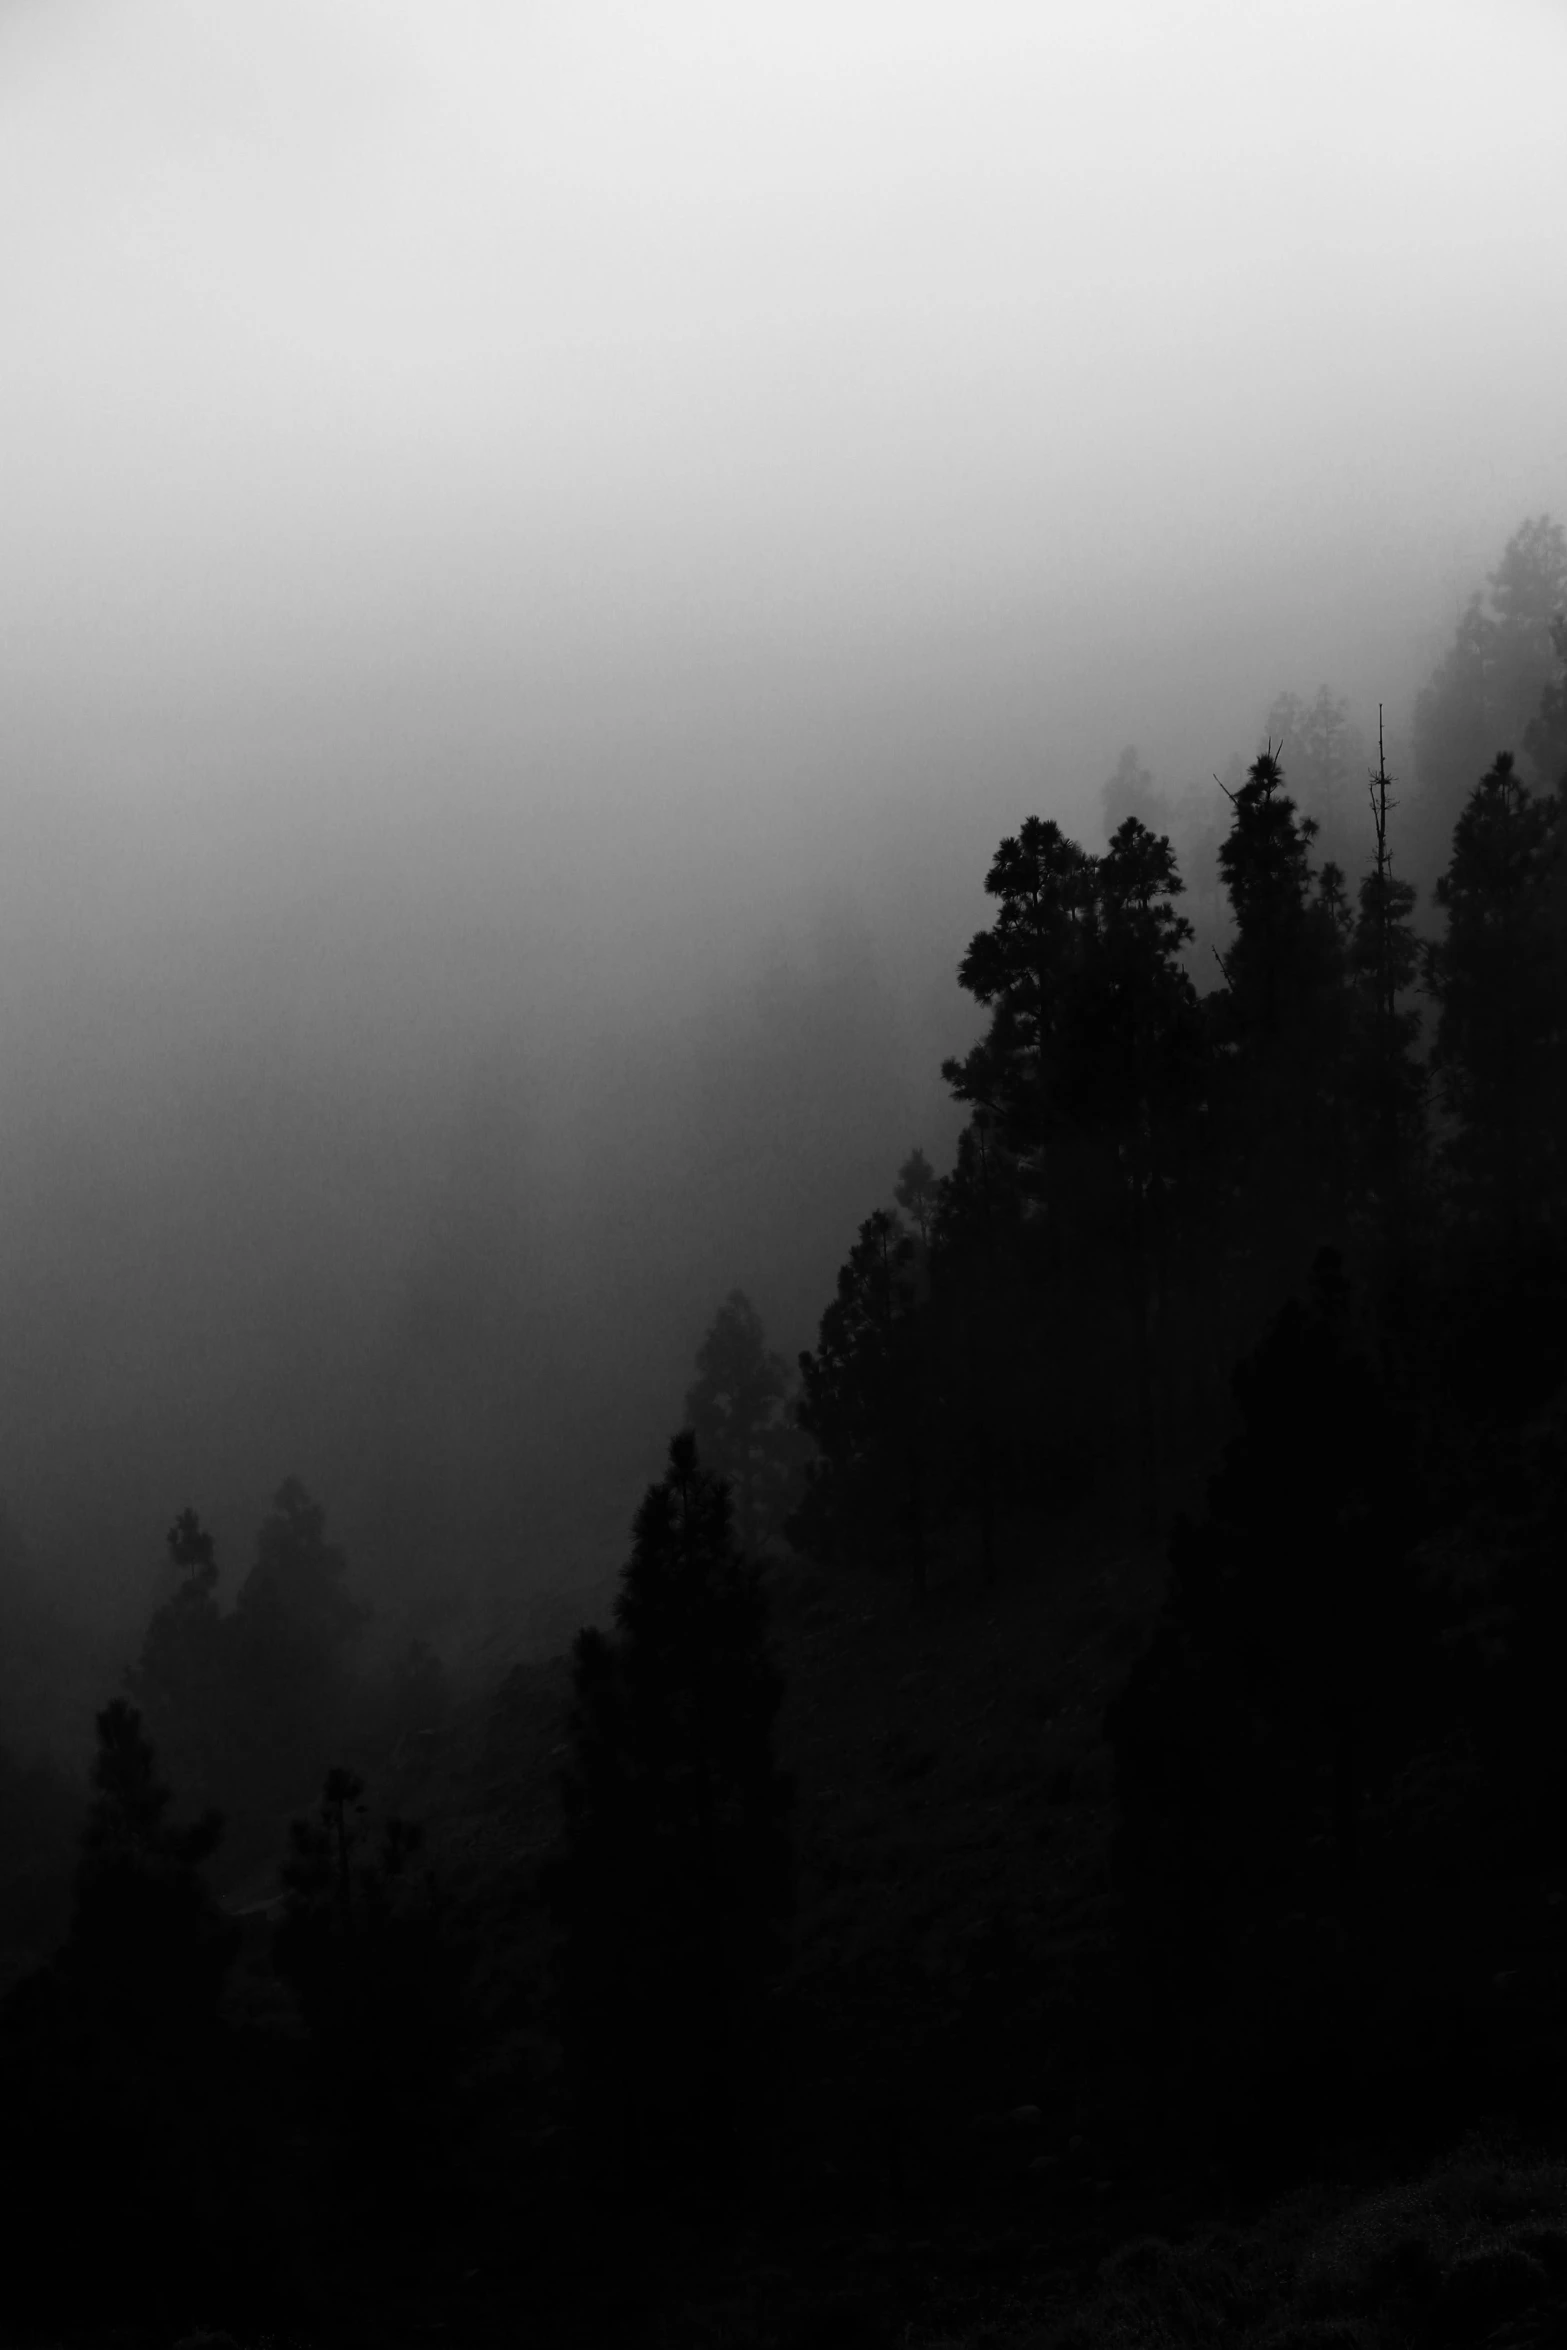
[
  {"xmin": 1, "ymin": 0, "xmax": 1564, "ymax": 1640},
  {"xmin": 5, "ymin": 2, "xmax": 1565, "ymax": 806}
]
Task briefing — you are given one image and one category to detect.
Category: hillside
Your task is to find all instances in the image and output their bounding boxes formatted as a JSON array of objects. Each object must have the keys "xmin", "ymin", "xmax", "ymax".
[
  {"xmin": 310, "ymin": 1510, "xmax": 1208, "ymax": 2345},
  {"xmin": 285, "ymin": 1489, "xmax": 1567, "ymax": 2350}
]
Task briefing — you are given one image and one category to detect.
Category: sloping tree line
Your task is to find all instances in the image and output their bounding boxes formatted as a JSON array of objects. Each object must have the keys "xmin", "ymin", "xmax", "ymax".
[
  {"xmin": 789, "ymin": 527, "xmax": 1565, "ymax": 1590},
  {"xmin": 128, "ymin": 1480, "xmax": 446, "ymax": 1870}
]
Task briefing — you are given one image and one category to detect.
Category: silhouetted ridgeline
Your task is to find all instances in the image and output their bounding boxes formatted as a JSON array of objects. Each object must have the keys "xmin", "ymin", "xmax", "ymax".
[{"xmin": 1, "ymin": 516, "xmax": 1566, "ymax": 2345}]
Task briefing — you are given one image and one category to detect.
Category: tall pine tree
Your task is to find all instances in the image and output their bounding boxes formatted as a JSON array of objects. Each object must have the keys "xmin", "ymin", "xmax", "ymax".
[
  {"xmin": 1425, "ymin": 751, "xmax": 1562, "ymax": 1249},
  {"xmin": 548, "ymin": 1434, "xmax": 792, "ymax": 2187}
]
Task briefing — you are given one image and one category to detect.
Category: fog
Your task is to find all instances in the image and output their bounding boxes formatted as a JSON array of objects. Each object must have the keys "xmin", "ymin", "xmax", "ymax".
[{"xmin": 1, "ymin": 0, "xmax": 1563, "ymax": 1688}]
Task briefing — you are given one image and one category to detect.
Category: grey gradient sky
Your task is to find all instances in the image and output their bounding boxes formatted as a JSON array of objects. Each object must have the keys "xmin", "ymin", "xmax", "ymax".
[{"xmin": 0, "ymin": 0, "xmax": 1563, "ymax": 1653}]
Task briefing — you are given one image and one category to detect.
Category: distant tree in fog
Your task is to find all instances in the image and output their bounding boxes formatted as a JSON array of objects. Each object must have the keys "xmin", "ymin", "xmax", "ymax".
[
  {"xmin": 1525, "ymin": 606, "xmax": 1567, "ymax": 790},
  {"xmin": 1100, "ymin": 745, "xmax": 1172, "ymax": 841},
  {"xmin": 1263, "ymin": 685, "xmax": 1356, "ymax": 865},
  {"xmin": 228, "ymin": 1479, "xmax": 368, "ymax": 1829},
  {"xmin": 1410, "ymin": 515, "xmax": 1567, "ymax": 881},
  {"xmin": 683, "ymin": 1290, "xmax": 799, "ymax": 1553},
  {"xmin": 894, "ymin": 1145, "xmax": 939, "ymax": 1247},
  {"xmin": 127, "ymin": 1507, "xmax": 228, "ymax": 1814}
]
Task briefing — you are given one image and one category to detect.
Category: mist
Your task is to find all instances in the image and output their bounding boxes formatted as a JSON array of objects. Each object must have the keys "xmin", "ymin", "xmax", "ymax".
[{"xmin": 1, "ymin": 0, "xmax": 1564, "ymax": 1693}]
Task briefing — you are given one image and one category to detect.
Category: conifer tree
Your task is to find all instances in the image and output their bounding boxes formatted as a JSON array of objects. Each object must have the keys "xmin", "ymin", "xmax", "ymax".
[
  {"xmin": 1425, "ymin": 751, "xmax": 1563, "ymax": 1247},
  {"xmin": 1215, "ymin": 747, "xmax": 1325, "ymax": 1035},
  {"xmin": 683, "ymin": 1290, "xmax": 798, "ymax": 1553},
  {"xmin": 127, "ymin": 1507, "xmax": 229, "ymax": 1815},
  {"xmin": 1107, "ymin": 1257, "xmax": 1432, "ymax": 2037},
  {"xmin": 941, "ymin": 817, "xmax": 1097, "ymax": 1187},
  {"xmin": 1347, "ymin": 714, "xmax": 1425, "ymax": 1237},
  {"xmin": 1100, "ymin": 745, "xmax": 1173, "ymax": 840},
  {"xmin": 1079, "ymin": 818, "xmax": 1204, "ymax": 1525},
  {"xmin": 791, "ymin": 1208, "xmax": 925, "ymax": 1578},
  {"xmin": 1410, "ymin": 515, "xmax": 1567, "ymax": 880},
  {"xmin": 274, "ymin": 1766, "xmax": 464, "ymax": 2152},
  {"xmin": 1524, "ymin": 608, "xmax": 1567, "ymax": 789},
  {"xmin": 894, "ymin": 1145, "xmax": 939, "ymax": 1248},
  {"xmin": 71, "ymin": 1698, "xmax": 236, "ymax": 2040},
  {"xmin": 925, "ymin": 1113, "xmax": 1028, "ymax": 1579},
  {"xmin": 548, "ymin": 1433, "xmax": 791, "ymax": 2183},
  {"xmin": 1210, "ymin": 746, "xmax": 1355, "ymax": 1290},
  {"xmin": 0, "ymin": 1704, "xmax": 241, "ymax": 2318},
  {"xmin": 229, "ymin": 1480, "xmax": 367, "ymax": 1831},
  {"xmin": 942, "ymin": 812, "xmax": 1205, "ymax": 1525},
  {"xmin": 1264, "ymin": 685, "xmax": 1356, "ymax": 863}
]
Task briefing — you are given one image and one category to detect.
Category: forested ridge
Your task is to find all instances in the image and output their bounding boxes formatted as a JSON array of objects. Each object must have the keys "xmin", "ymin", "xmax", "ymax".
[{"xmin": 3, "ymin": 517, "xmax": 1567, "ymax": 2348}]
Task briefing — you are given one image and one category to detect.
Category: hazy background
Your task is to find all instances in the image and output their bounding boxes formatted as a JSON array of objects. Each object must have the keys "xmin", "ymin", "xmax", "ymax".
[{"xmin": 1, "ymin": 0, "xmax": 1564, "ymax": 1695}]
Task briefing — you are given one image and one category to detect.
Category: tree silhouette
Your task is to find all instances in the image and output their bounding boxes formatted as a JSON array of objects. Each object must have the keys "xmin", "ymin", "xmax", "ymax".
[
  {"xmin": 1107, "ymin": 1259, "xmax": 1435, "ymax": 2130},
  {"xmin": 942, "ymin": 816, "xmax": 1097, "ymax": 1186},
  {"xmin": 1346, "ymin": 714, "xmax": 1425, "ymax": 1242},
  {"xmin": 1084, "ymin": 818, "xmax": 1204, "ymax": 1524},
  {"xmin": 941, "ymin": 813, "xmax": 1204, "ymax": 1531},
  {"xmin": 273, "ymin": 1766, "xmax": 465, "ymax": 2164},
  {"xmin": 70, "ymin": 1697, "xmax": 235, "ymax": 2034},
  {"xmin": 127, "ymin": 1507, "xmax": 229, "ymax": 1817},
  {"xmin": 1209, "ymin": 746, "xmax": 1355, "ymax": 1298},
  {"xmin": 228, "ymin": 1479, "xmax": 368, "ymax": 1834},
  {"xmin": 683, "ymin": 1289, "xmax": 799, "ymax": 1553},
  {"xmin": 894, "ymin": 1145, "xmax": 939, "ymax": 1248},
  {"xmin": 791, "ymin": 1208, "xmax": 925, "ymax": 1578},
  {"xmin": 1410, "ymin": 515, "xmax": 1567, "ymax": 880},
  {"xmin": 1523, "ymin": 606, "xmax": 1567, "ymax": 788},
  {"xmin": 548, "ymin": 1433, "xmax": 792, "ymax": 2188},
  {"xmin": 1425, "ymin": 751, "xmax": 1562, "ymax": 1248},
  {"xmin": 0, "ymin": 1704, "xmax": 243, "ymax": 2319}
]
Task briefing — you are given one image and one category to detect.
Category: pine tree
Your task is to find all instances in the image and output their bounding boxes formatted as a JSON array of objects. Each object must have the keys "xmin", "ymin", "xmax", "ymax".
[
  {"xmin": 1106, "ymin": 1258, "xmax": 1433, "ymax": 2097},
  {"xmin": 274, "ymin": 1767, "xmax": 464, "ymax": 2155},
  {"xmin": 1079, "ymin": 818, "xmax": 1204, "ymax": 1526},
  {"xmin": 1523, "ymin": 609, "xmax": 1567, "ymax": 789},
  {"xmin": 71, "ymin": 1698, "xmax": 236, "ymax": 2041},
  {"xmin": 1209, "ymin": 747, "xmax": 1355, "ymax": 1293},
  {"xmin": 1425, "ymin": 751, "xmax": 1563, "ymax": 1247},
  {"xmin": 127, "ymin": 1507, "xmax": 229, "ymax": 1816},
  {"xmin": 894, "ymin": 1146, "xmax": 939, "ymax": 1248},
  {"xmin": 941, "ymin": 816, "xmax": 1097, "ymax": 1186},
  {"xmin": 1100, "ymin": 745, "xmax": 1172, "ymax": 840},
  {"xmin": 1263, "ymin": 685, "xmax": 1356, "ymax": 864},
  {"xmin": 1410, "ymin": 515, "xmax": 1567, "ymax": 881},
  {"xmin": 1346, "ymin": 713, "xmax": 1425, "ymax": 1239},
  {"xmin": 791, "ymin": 1208, "xmax": 925, "ymax": 1579},
  {"xmin": 925, "ymin": 1113, "xmax": 1029, "ymax": 1580},
  {"xmin": 0, "ymin": 1704, "xmax": 241, "ymax": 2318},
  {"xmin": 683, "ymin": 1290, "xmax": 798, "ymax": 1554},
  {"xmin": 228, "ymin": 1480, "xmax": 368, "ymax": 1832},
  {"xmin": 547, "ymin": 1433, "xmax": 792, "ymax": 2185}
]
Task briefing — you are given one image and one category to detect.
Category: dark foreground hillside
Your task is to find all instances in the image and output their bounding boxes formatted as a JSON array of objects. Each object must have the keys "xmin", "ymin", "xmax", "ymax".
[
  {"xmin": 17, "ymin": 1491, "xmax": 1566, "ymax": 2350},
  {"xmin": 123, "ymin": 1486, "xmax": 1549, "ymax": 2350}
]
